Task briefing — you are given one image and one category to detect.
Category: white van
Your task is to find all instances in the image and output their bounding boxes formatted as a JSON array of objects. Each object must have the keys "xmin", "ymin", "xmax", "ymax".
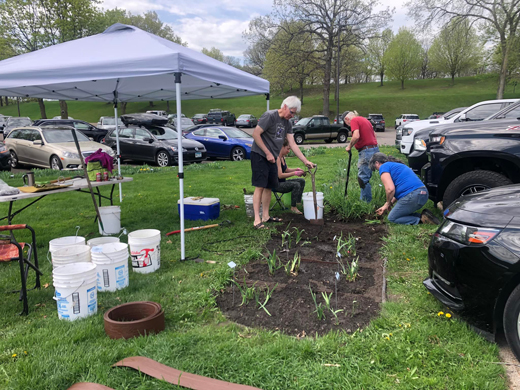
[{"xmin": 146, "ymin": 110, "xmax": 168, "ymax": 117}]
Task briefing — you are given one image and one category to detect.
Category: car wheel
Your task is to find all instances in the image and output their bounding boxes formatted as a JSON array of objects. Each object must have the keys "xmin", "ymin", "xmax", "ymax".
[
  {"xmin": 324, "ymin": 139, "xmax": 333, "ymax": 143},
  {"xmin": 443, "ymin": 170, "xmax": 512, "ymax": 209},
  {"xmin": 155, "ymin": 150, "xmax": 171, "ymax": 167},
  {"xmin": 337, "ymin": 132, "xmax": 348, "ymax": 143},
  {"xmin": 50, "ymin": 155, "xmax": 63, "ymax": 170},
  {"xmin": 504, "ymin": 284, "xmax": 520, "ymax": 361},
  {"xmin": 9, "ymin": 151, "xmax": 19, "ymax": 169},
  {"xmin": 294, "ymin": 134, "xmax": 304, "ymax": 145},
  {"xmin": 231, "ymin": 146, "xmax": 246, "ymax": 161}
]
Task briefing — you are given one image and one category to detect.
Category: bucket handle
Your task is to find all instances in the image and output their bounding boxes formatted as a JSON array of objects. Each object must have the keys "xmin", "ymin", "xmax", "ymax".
[
  {"xmin": 75, "ymin": 226, "xmax": 81, "ymax": 238},
  {"xmin": 52, "ymin": 278, "xmax": 88, "ymax": 301}
]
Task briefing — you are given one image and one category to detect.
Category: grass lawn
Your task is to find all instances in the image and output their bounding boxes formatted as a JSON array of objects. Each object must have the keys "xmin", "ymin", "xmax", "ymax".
[
  {"xmin": 2, "ymin": 74, "xmax": 519, "ymax": 125},
  {"xmin": 0, "ymin": 146, "xmax": 508, "ymax": 389}
]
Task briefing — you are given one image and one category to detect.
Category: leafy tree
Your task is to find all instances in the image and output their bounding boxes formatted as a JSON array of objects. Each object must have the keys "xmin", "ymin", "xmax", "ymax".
[
  {"xmin": 367, "ymin": 28, "xmax": 393, "ymax": 86},
  {"xmin": 383, "ymin": 28, "xmax": 423, "ymax": 89},
  {"xmin": 201, "ymin": 47, "xmax": 242, "ymax": 68},
  {"xmin": 428, "ymin": 19, "xmax": 482, "ymax": 84},
  {"xmin": 406, "ymin": 0, "xmax": 520, "ymax": 99},
  {"xmin": 243, "ymin": 16, "xmax": 275, "ymax": 76}
]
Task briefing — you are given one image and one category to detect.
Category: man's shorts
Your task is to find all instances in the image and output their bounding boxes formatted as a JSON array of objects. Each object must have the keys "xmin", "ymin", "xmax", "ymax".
[{"xmin": 251, "ymin": 151, "xmax": 279, "ymax": 189}]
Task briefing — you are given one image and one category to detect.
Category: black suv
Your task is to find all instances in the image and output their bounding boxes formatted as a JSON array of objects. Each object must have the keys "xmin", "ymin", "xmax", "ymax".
[
  {"xmin": 207, "ymin": 109, "xmax": 236, "ymax": 126},
  {"xmin": 422, "ymin": 104, "xmax": 520, "ymax": 208},
  {"xmin": 367, "ymin": 114, "xmax": 385, "ymax": 132},
  {"xmin": 33, "ymin": 119, "xmax": 107, "ymax": 142}
]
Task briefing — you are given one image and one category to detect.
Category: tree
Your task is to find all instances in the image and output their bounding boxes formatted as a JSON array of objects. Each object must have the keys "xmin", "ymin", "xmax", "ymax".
[
  {"xmin": 243, "ymin": 16, "xmax": 276, "ymax": 76},
  {"xmin": 406, "ymin": 0, "xmax": 520, "ymax": 99},
  {"xmin": 428, "ymin": 19, "xmax": 482, "ymax": 84},
  {"xmin": 267, "ymin": 0, "xmax": 392, "ymax": 116},
  {"xmin": 201, "ymin": 47, "xmax": 243, "ymax": 68},
  {"xmin": 383, "ymin": 28, "xmax": 423, "ymax": 89},
  {"xmin": 367, "ymin": 28, "xmax": 393, "ymax": 86}
]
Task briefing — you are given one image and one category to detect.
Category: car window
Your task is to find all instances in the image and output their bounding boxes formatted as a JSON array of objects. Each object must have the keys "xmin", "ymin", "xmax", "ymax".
[
  {"xmin": 74, "ymin": 122, "xmax": 90, "ymax": 131},
  {"xmin": 501, "ymin": 106, "xmax": 520, "ymax": 119},
  {"xmin": 28, "ymin": 130, "xmax": 42, "ymax": 141},
  {"xmin": 298, "ymin": 118, "xmax": 311, "ymax": 126},
  {"xmin": 193, "ymin": 129, "xmax": 205, "ymax": 136},
  {"xmin": 206, "ymin": 128, "xmax": 224, "ymax": 138},
  {"xmin": 42, "ymin": 129, "xmax": 89, "ymax": 143},
  {"xmin": 118, "ymin": 128, "xmax": 134, "ymax": 139},
  {"xmin": 135, "ymin": 128, "xmax": 150, "ymax": 140},
  {"xmin": 465, "ymin": 103, "xmax": 504, "ymax": 121},
  {"xmin": 18, "ymin": 129, "xmax": 32, "ymax": 140},
  {"xmin": 223, "ymin": 128, "xmax": 253, "ymax": 138},
  {"xmin": 8, "ymin": 129, "xmax": 22, "ymax": 139}
]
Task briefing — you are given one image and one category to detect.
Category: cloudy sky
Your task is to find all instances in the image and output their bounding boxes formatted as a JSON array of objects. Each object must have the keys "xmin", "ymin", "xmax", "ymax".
[{"xmin": 99, "ymin": 0, "xmax": 411, "ymax": 59}]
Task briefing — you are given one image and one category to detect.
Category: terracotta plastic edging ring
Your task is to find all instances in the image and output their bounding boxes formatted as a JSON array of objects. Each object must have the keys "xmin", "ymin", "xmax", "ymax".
[{"xmin": 104, "ymin": 301, "xmax": 165, "ymax": 339}]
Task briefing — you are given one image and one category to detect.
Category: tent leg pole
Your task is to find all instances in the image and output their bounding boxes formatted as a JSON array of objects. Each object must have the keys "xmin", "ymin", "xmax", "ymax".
[
  {"xmin": 175, "ymin": 73, "xmax": 185, "ymax": 261},
  {"xmin": 114, "ymin": 105, "xmax": 122, "ymax": 202},
  {"xmin": 266, "ymin": 93, "xmax": 269, "ymax": 111}
]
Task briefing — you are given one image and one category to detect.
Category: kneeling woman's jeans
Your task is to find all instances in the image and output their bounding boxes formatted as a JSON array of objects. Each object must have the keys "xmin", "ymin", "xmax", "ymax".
[
  {"xmin": 274, "ymin": 178, "xmax": 306, "ymax": 207},
  {"xmin": 387, "ymin": 187, "xmax": 428, "ymax": 225}
]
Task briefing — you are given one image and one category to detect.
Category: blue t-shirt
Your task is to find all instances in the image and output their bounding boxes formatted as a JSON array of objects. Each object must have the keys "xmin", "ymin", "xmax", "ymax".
[{"xmin": 379, "ymin": 162, "xmax": 425, "ymax": 199}]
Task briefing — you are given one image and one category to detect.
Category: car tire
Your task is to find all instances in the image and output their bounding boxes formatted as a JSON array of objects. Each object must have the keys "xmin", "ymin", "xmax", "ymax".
[
  {"xmin": 50, "ymin": 155, "xmax": 63, "ymax": 170},
  {"xmin": 503, "ymin": 284, "xmax": 520, "ymax": 361},
  {"xmin": 9, "ymin": 151, "xmax": 19, "ymax": 169},
  {"xmin": 294, "ymin": 134, "xmax": 304, "ymax": 145},
  {"xmin": 337, "ymin": 132, "xmax": 348, "ymax": 143},
  {"xmin": 442, "ymin": 170, "xmax": 512, "ymax": 209},
  {"xmin": 231, "ymin": 146, "xmax": 246, "ymax": 161},
  {"xmin": 155, "ymin": 150, "xmax": 171, "ymax": 167},
  {"xmin": 324, "ymin": 139, "xmax": 333, "ymax": 143}
]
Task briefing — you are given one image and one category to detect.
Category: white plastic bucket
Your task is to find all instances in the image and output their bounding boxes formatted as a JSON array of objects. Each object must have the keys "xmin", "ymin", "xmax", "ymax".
[
  {"xmin": 87, "ymin": 237, "xmax": 120, "ymax": 247},
  {"xmin": 51, "ymin": 245, "xmax": 91, "ymax": 269},
  {"xmin": 98, "ymin": 206, "xmax": 121, "ymax": 236},
  {"xmin": 244, "ymin": 194, "xmax": 262, "ymax": 218},
  {"xmin": 128, "ymin": 229, "xmax": 161, "ymax": 274},
  {"xmin": 52, "ymin": 262, "xmax": 97, "ymax": 321},
  {"xmin": 91, "ymin": 243, "xmax": 129, "ymax": 292},
  {"xmin": 49, "ymin": 236, "xmax": 86, "ymax": 253},
  {"xmin": 302, "ymin": 192, "xmax": 324, "ymax": 220}
]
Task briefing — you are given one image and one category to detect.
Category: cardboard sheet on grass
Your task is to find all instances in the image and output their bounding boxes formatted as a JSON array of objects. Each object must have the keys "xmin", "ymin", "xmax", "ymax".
[{"xmin": 0, "ymin": 23, "xmax": 269, "ymax": 260}]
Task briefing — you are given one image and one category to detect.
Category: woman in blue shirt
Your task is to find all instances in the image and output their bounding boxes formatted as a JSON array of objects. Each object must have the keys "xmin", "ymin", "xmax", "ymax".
[{"xmin": 369, "ymin": 152, "xmax": 439, "ymax": 225}]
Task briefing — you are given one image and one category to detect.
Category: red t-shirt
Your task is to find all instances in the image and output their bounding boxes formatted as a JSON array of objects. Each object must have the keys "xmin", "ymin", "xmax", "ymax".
[{"xmin": 351, "ymin": 116, "xmax": 377, "ymax": 150}]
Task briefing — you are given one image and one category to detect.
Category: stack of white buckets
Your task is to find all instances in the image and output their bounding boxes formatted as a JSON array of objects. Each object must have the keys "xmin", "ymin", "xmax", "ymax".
[{"xmin": 50, "ymin": 229, "xmax": 161, "ymax": 321}]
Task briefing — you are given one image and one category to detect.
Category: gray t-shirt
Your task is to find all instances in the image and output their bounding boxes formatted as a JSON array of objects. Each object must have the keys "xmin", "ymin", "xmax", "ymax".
[{"xmin": 251, "ymin": 109, "xmax": 293, "ymax": 158}]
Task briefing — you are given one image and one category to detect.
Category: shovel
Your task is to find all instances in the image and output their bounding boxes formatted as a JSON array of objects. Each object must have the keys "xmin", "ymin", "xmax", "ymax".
[
  {"xmin": 166, "ymin": 220, "xmax": 232, "ymax": 236},
  {"xmin": 307, "ymin": 165, "xmax": 324, "ymax": 225},
  {"xmin": 344, "ymin": 150, "xmax": 352, "ymax": 197}
]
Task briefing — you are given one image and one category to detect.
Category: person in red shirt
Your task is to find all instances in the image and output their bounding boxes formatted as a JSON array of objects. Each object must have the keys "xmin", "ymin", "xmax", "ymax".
[{"xmin": 344, "ymin": 111, "xmax": 379, "ymax": 202}]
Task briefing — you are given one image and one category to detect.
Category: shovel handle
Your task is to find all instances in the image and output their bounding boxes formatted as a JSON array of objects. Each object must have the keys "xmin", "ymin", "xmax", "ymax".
[{"xmin": 166, "ymin": 223, "xmax": 220, "ymax": 236}]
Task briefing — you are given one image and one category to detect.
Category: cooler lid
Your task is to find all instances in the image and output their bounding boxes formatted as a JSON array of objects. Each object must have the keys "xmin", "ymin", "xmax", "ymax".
[{"xmin": 178, "ymin": 197, "xmax": 220, "ymax": 206}]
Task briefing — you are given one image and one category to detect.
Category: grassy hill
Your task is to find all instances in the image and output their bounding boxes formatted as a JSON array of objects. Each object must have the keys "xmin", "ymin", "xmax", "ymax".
[{"xmin": 1, "ymin": 74, "xmax": 519, "ymax": 126}]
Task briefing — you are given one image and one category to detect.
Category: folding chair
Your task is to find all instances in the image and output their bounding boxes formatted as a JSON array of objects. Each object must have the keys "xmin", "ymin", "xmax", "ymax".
[
  {"xmin": 270, "ymin": 191, "xmax": 287, "ymax": 211},
  {"xmin": 0, "ymin": 224, "xmax": 42, "ymax": 315}
]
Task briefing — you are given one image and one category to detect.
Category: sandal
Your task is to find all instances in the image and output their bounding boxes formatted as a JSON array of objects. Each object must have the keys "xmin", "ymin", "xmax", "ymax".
[
  {"xmin": 264, "ymin": 217, "xmax": 283, "ymax": 223},
  {"xmin": 254, "ymin": 222, "xmax": 269, "ymax": 230}
]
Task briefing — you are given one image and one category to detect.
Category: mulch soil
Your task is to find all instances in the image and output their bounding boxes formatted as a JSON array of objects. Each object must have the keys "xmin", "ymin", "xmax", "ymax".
[{"xmin": 216, "ymin": 213, "xmax": 388, "ymax": 336}]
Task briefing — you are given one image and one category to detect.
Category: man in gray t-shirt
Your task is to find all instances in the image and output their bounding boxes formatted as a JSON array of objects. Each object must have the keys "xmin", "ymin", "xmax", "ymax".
[{"xmin": 250, "ymin": 96, "xmax": 314, "ymax": 229}]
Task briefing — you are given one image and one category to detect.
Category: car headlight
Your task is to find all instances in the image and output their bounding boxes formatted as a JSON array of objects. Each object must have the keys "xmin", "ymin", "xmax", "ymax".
[
  {"xmin": 414, "ymin": 139, "xmax": 427, "ymax": 151},
  {"xmin": 440, "ymin": 220, "xmax": 500, "ymax": 245},
  {"xmin": 0, "ymin": 144, "xmax": 7, "ymax": 153},
  {"xmin": 62, "ymin": 151, "xmax": 80, "ymax": 159},
  {"xmin": 403, "ymin": 127, "xmax": 413, "ymax": 136},
  {"xmin": 430, "ymin": 135, "xmax": 445, "ymax": 145}
]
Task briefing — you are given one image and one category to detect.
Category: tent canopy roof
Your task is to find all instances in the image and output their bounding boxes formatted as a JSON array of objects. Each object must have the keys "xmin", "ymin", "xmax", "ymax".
[{"xmin": 0, "ymin": 23, "xmax": 269, "ymax": 102}]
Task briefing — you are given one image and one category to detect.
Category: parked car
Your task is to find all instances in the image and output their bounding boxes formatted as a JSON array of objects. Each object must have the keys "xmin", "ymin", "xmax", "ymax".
[
  {"xmin": 3, "ymin": 117, "xmax": 32, "ymax": 137},
  {"xmin": 185, "ymin": 126, "xmax": 253, "ymax": 161},
  {"xmin": 409, "ymin": 101, "xmax": 520, "ymax": 174},
  {"xmin": 5, "ymin": 126, "xmax": 114, "ymax": 170},
  {"xmin": 0, "ymin": 115, "xmax": 10, "ymax": 133},
  {"xmin": 400, "ymin": 100, "xmax": 518, "ymax": 155},
  {"xmin": 33, "ymin": 119, "xmax": 108, "ymax": 143},
  {"xmin": 146, "ymin": 110, "xmax": 167, "ymax": 117},
  {"xmin": 168, "ymin": 116, "xmax": 195, "ymax": 131},
  {"xmin": 207, "ymin": 110, "xmax": 236, "ymax": 126},
  {"xmin": 0, "ymin": 143, "xmax": 11, "ymax": 170},
  {"xmin": 104, "ymin": 114, "xmax": 206, "ymax": 167},
  {"xmin": 97, "ymin": 116, "xmax": 125, "ymax": 131},
  {"xmin": 167, "ymin": 113, "xmax": 186, "ymax": 122},
  {"xmin": 191, "ymin": 114, "xmax": 208, "ymax": 124},
  {"xmin": 181, "ymin": 123, "xmax": 221, "ymax": 135},
  {"xmin": 424, "ymin": 184, "xmax": 520, "ymax": 362},
  {"xmin": 52, "ymin": 116, "xmax": 74, "ymax": 120},
  {"xmin": 236, "ymin": 114, "xmax": 258, "ymax": 128},
  {"xmin": 367, "ymin": 113, "xmax": 385, "ymax": 132},
  {"xmin": 291, "ymin": 115, "xmax": 350, "ymax": 145},
  {"xmin": 428, "ymin": 112, "xmax": 445, "ymax": 119},
  {"xmin": 395, "ymin": 114, "xmax": 420, "ymax": 128},
  {"xmin": 421, "ymin": 116, "xmax": 520, "ymax": 208}
]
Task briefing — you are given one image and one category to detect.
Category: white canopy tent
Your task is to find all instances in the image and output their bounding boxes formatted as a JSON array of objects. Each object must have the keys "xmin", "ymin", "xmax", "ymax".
[{"xmin": 0, "ymin": 23, "xmax": 270, "ymax": 260}]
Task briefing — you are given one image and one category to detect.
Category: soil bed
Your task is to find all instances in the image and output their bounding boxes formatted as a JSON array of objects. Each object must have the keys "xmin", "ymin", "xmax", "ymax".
[{"xmin": 217, "ymin": 213, "xmax": 387, "ymax": 336}]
